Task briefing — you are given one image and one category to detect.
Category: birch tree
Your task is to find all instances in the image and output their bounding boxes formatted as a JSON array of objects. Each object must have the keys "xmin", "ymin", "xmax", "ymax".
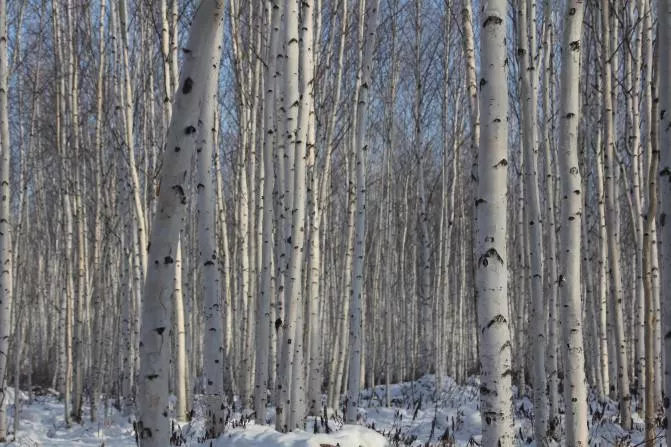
[
  {"xmin": 601, "ymin": 0, "xmax": 632, "ymax": 428},
  {"xmin": 516, "ymin": 0, "xmax": 546, "ymax": 438},
  {"xmin": 196, "ymin": 48, "xmax": 226, "ymax": 437},
  {"xmin": 255, "ymin": 0, "xmax": 282, "ymax": 425},
  {"xmin": 474, "ymin": 1, "xmax": 513, "ymax": 444},
  {"xmin": 557, "ymin": 0, "xmax": 588, "ymax": 443},
  {"xmin": 277, "ymin": 0, "xmax": 306, "ymax": 430},
  {"xmin": 136, "ymin": 2, "xmax": 225, "ymax": 445},
  {"xmin": 0, "ymin": 0, "xmax": 10, "ymax": 438},
  {"xmin": 345, "ymin": 0, "xmax": 379, "ymax": 424}
]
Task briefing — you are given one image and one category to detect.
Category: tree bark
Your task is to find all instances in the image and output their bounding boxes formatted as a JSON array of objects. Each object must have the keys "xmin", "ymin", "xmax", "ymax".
[
  {"xmin": 601, "ymin": 0, "xmax": 632, "ymax": 428},
  {"xmin": 474, "ymin": 1, "xmax": 513, "ymax": 444},
  {"xmin": 516, "ymin": 0, "xmax": 546, "ymax": 437},
  {"xmin": 255, "ymin": 0, "xmax": 282, "ymax": 425},
  {"xmin": 345, "ymin": 0, "xmax": 379, "ymax": 424},
  {"xmin": 137, "ymin": 2, "xmax": 225, "ymax": 445},
  {"xmin": 557, "ymin": 0, "xmax": 588, "ymax": 444},
  {"xmin": 0, "ymin": 0, "xmax": 11, "ymax": 438}
]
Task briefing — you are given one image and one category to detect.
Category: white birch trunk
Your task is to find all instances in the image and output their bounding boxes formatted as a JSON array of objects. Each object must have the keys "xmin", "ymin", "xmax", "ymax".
[
  {"xmin": 557, "ymin": 0, "xmax": 588, "ymax": 443},
  {"xmin": 196, "ymin": 52, "xmax": 226, "ymax": 436},
  {"xmin": 323, "ymin": 0, "xmax": 348, "ymax": 410},
  {"xmin": 541, "ymin": 0, "xmax": 560, "ymax": 419},
  {"xmin": 345, "ymin": 0, "xmax": 379, "ymax": 424},
  {"xmin": 595, "ymin": 94, "xmax": 610, "ymax": 398},
  {"xmin": 303, "ymin": 0, "xmax": 323, "ymax": 418},
  {"xmin": 516, "ymin": 0, "xmax": 546, "ymax": 437},
  {"xmin": 462, "ymin": 0, "xmax": 479, "ymax": 180},
  {"xmin": 601, "ymin": 0, "xmax": 632, "ymax": 428},
  {"xmin": 277, "ymin": 0, "xmax": 307, "ymax": 430},
  {"xmin": 0, "ymin": 0, "xmax": 10, "ymax": 437},
  {"xmin": 474, "ymin": 1, "xmax": 513, "ymax": 444},
  {"xmin": 174, "ymin": 239, "xmax": 187, "ymax": 421},
  {"xmin": 119, "ymin": 0, "xmax": 148, "ymax": 280},
  {"xmin": 137, "ymin": 2, "xmax": 225, "ymax": 444},
  {"xmin": 214, "ymin": 118, "xmax": 234, "ymax": 397},
  {"xmin": 255, "ymin": 0, "xmax": 282, "ymax": 425}
]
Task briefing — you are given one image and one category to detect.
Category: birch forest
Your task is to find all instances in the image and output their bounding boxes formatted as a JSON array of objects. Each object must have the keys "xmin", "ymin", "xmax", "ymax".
[{"xmin": 0, "ymin": 0, "xmax": 669, "ymax": 446}]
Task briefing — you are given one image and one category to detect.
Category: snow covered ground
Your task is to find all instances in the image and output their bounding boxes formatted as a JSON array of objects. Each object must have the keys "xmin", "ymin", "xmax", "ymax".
[{"xmin": 3, "ymin": 376, "xmax": 665, "ymax": 446}]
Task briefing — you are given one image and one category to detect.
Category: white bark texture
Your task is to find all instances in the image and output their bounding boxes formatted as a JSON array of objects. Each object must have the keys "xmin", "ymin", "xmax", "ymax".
[
  {"xmin": 137, "ymin": 2, "xmax": 225, "ymax": 445},
  {"xmin": 346, "ymin": 0, "xmax": 379, "ymax": 424},
  {"xmin": 277, "ymin": 0, "xmax": 305, "ymax": 431},
  {"xmin": 601, "ymin": 0, "xmax": 632, "ymax": 428},
  {"xmin": 474, "ymin": 1, "xmax": 513, "ymax": 445},
  {"xmin": 541, "ymin": 0, "xmax": 560, "ymax": 418},
  {"xmin": 557, "ymin": 1, "xmax": 588, "ymax": 444},
  {"xmin": 174, "ymin": 239, "xmax": 187, "ymax": 421},
  {"xmin": 255, "ymin": 0, "xmax": 282, "ymax": 425},
  {"xmin": 195, "ymin": 27, "xmax": 226, "ymax": 437},
  {"xmin": 0, "ymin": 0, "xmax": 11, "ymax": 439},
  {"xmin": 301, "ymin": 0, "xmax": 322, "ymax": 418},
  {"xmin": 516, "ymin": 0, "xmax": 546, "ymax": 438}
]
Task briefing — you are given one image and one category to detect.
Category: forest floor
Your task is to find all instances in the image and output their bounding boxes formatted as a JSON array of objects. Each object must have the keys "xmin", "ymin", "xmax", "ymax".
[{"xmin": 2, "ymin": 375, "xmax": 665, "ymax": 446}]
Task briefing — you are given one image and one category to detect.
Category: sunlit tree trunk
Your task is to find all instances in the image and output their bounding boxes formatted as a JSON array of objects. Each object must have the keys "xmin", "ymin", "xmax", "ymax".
[
  {"xmin": 173, "ymin": 239, "xmax": 187, "ymax": 421},
  {"xmin": 302, "ymin": 0, "xmax": 323, "ymax": 418},
  {"xmin": 137, "ymin": 2, "xmax": 225, "ymax": 445},
  {"xmin": 276, "ymin": 0, "xmax": 303, "ymax": 430},
  {"xmin": 474, "ymin": 1, "xmax": 513, "ymax": 444},
  {"xmin": 197, "ymin": 52, "xmax": 226, "ymax": 436},
  {"xmin": 255, "ymin": 0, "xmax": 282, "ymax": 425}
]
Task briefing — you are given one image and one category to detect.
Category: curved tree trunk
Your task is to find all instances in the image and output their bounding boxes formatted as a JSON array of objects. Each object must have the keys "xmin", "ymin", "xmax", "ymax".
[{"xmin": 137, "ymin": 2, "xmax": 225, "ymax": 445}]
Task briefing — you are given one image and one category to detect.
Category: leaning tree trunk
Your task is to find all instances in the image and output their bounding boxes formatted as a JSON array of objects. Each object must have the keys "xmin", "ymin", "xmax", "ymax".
[
  {"xmin": 557, "ymin": 0, "xmax": 588, "ymax": 444},
  {"xmin": 136, "ymin": 2, "xmax": 225, "ymax": 445},
  {"xmin": 0, "ymin": 0, "xmax": 11, "ymax": 439},
  {"xmin": 474, "ymin": 1, "xmax": 513, "ymax": 445}
]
